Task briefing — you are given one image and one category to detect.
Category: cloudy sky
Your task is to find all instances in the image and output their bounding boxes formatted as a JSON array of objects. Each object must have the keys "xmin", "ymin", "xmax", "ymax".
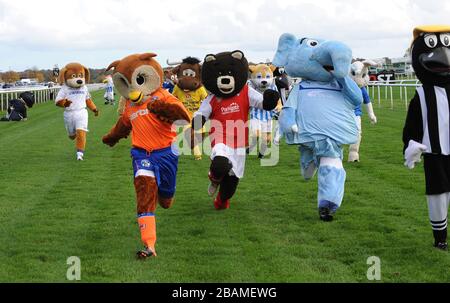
[{"xmin": 0, "ymin": 0, "xmax": 449, "ymax": 71}]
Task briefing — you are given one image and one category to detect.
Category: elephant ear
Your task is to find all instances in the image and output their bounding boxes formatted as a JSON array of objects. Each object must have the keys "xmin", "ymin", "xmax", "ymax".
[{"xmin": 272, "ymin": 33, "xmax": 297, "ymax": 67}]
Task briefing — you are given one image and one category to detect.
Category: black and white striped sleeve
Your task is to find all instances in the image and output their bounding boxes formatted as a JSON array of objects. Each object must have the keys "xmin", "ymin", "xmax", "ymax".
[{"xmin": 403, "ymin": 92, "xmax": 424, "ymax": 153}]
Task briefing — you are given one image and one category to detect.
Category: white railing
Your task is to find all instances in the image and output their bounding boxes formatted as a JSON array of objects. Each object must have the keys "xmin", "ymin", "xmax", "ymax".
[
  {"xmin": 0, "ymin": 84, "xmax": 106, "ymax": 112},
  {"xmin": 367, "ymin": 79, "xmax": 421, "ymax": 110}
]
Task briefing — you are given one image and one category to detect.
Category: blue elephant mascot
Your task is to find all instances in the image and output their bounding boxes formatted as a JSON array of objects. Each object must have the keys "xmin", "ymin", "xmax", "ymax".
[{"xmin": 273, "ymin": 33, "xmax": 362, "ymax": 221}]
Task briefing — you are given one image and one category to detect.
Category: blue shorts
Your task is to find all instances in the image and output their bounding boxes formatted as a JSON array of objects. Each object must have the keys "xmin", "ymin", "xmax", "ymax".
[{"xmin": 131, "ymin": 146, "xmax": 179, "ymax": 198}]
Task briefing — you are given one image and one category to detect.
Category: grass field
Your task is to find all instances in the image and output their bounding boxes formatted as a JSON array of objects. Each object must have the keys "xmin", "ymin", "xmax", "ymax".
[{"xmin": 0, "ymin": 88, "xmax": 449, "ymax": 283}]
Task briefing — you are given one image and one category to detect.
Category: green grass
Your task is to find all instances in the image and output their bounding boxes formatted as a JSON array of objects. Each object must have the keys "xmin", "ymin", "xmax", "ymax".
[{"xmin": 0, "ymin": 89, "xmax": 449, "ymax": 283}]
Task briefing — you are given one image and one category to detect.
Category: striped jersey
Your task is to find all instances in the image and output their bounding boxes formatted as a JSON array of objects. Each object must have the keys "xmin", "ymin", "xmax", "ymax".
[{"xmin": 248, "ymin": 81, "xmax": 277, "ymax": 121}]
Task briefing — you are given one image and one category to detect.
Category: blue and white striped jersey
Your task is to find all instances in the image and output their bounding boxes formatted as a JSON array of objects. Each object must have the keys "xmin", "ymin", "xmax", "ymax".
[{"xmin": 248, "ymin": 81, "xmax": 278, "ymax": 121}]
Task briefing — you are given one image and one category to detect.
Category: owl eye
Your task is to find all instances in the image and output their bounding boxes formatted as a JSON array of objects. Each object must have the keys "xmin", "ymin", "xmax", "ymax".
[
  {"xmin": 424, "ymin": 34, "xmax": 438, "ymax": 48},
  {"xmin": 307, "ymin": 39, "xmax": 319, "ymax": 47},
  {"xmin": 136, "ymin": 74, "xmax": 145, "ymax": 85},
  {"xmin": 440, "ymin": 33, "xmax": 450, "ymax": 47}
]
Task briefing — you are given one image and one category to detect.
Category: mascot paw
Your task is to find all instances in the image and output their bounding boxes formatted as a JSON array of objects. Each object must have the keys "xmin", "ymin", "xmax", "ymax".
[
  {"xmin": 262, "ymin": 89, "xmax": 280, "ymax": 110},
  {"xmin": 147, "ymin": 98, "xmax": 190, "ymax": 123},
  {"xmin": 102, "ymin": 135, "xmax": 117, "ymax": 147},
  {"xmin": 63, "ymin": 100, "xmax": 72, "ymax": 107},
  {"xmin": 94, "ymin": 109, "xmax": 99, "ymax": 117}
]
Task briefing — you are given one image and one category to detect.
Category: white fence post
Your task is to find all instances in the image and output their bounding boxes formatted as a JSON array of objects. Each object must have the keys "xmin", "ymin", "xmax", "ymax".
[{"xmin": 367, "ymin": 79, "xmax": 421, "ymax": 111}]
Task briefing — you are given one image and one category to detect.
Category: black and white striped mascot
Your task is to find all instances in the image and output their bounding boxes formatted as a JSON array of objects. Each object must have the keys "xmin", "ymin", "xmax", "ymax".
[{"xmin": 403, "ymin": 25, "xmax": 450, "ymax": 250}]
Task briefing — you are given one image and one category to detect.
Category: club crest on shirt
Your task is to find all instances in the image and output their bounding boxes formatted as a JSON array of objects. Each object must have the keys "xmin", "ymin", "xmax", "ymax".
[{"xmin": 141, "ymin": 159, "xmax": 151, "ymax": 168}]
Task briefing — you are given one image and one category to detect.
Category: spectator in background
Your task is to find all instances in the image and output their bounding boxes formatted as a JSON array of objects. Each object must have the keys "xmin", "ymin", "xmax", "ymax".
[
  {"xmin": 0, "ymin": 91, "xmax": 35, "ymax": 121},
  {"xmin": 103, "ymin": 75, "xmax": 115, "ymax": 105}
]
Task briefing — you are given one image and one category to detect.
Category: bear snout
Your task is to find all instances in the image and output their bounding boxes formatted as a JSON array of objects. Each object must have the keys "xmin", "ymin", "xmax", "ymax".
[
  {"xmin": 77, "ymin": 80, "xmax": 83, "ymax": 85},
  {"xmin": 221, "ymin": 78, "xmax": 231, "ymax": 85}
]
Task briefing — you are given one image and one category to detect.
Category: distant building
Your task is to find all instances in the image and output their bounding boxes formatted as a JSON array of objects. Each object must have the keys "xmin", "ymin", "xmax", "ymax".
[{"xmin": 369, "ymin": 50, "xmax": 414, "ymax": 76}]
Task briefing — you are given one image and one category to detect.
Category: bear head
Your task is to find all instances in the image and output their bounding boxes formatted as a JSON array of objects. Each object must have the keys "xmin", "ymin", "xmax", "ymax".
[{"xmin": 201, "ymin": 50, "xmax": 248, "ymax": 98}]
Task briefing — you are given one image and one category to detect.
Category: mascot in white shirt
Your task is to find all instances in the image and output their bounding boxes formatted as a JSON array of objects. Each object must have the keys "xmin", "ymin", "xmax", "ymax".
[{"xmin": 55, "ymin": 62, "xmax": 99, "ymax": 161}]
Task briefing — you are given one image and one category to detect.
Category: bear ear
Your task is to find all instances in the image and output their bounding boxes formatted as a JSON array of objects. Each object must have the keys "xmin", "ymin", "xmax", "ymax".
[
  {"xmin": 248, "ymin": 65, "xmax": 256, "ymax": 73},
  {"xmin": 139, "ymin": 53, "xmax": 157, "ymax": 61},
  {"xmin": 58, "ymin": 67, "xmax": 67, "ymax": 84},
  {"xmin": 106, "ymin": 60, "xmax": 120, "ymax": 72},
  {"xmin": 269, "ymin": 64, "xmax": 277, "ymax": 72},
  {"xmin": 272, "ymin": 33, "xmax": 297, "ymax": 67},
  {"xmin": 231, "ymin": 50, "xmax": 244, "ymax": 60},
  {"xmin": 204, "ymin": 54, "xmax": 216, "ymax": 63}
]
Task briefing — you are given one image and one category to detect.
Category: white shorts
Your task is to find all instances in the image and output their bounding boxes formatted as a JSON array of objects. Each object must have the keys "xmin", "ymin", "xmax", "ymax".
[
  {"xmin": 250, "ymin": 118, "xmax": 273, "ymax": 134},
  {"xmin": 104, "ymin": 92, "xmax": 114, "ymax": 101},
  {"xmin": 64, "ymin": 109, "xmax": 88, "ymax": 136},
  {"xmin": 210, "ymin": 143, "xmax": 246, "ymax": 179}
]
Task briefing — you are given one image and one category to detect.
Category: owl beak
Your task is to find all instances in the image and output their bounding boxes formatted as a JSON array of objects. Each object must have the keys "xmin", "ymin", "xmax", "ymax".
[{"xmin": 129, "ymin": 90, "xmax": 143, "ymax": 103}]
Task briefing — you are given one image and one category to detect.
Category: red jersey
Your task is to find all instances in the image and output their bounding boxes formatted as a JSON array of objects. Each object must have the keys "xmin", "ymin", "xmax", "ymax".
[{"xmin": 194, "ymin": 85, "xmax": 265, "ymax": 149}]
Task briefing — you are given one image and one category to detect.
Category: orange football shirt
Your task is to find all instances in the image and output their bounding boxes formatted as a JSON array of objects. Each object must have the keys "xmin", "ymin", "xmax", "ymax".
[{"xmin": 122, "ymin": 88, "xmax": 180, "ymax": 152}]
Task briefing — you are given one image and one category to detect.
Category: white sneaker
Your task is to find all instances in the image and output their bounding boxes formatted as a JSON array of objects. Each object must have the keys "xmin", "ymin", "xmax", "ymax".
[
  {"xmin": 76, "ymin": 151, "xmax": 84, "ymax": 161},
  {"xmin": 208, "ymin": 182, "xmax": 219, "ymax": 197}
]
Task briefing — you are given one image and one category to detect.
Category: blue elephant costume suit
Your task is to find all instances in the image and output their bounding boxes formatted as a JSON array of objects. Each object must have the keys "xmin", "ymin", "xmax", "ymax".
[{"xmin": 273, "ymin": 33, "xmax": 362, "ymax": 221}]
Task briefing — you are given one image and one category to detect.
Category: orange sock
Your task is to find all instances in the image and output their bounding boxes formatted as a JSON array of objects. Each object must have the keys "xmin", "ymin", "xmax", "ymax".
[
  {"xmin": 138, "ymin": 214, "xmax": 157, "ymax": 253},
  {"xmin": 76, "ymin": 129, "xmax": 86, "ymax": 152}
]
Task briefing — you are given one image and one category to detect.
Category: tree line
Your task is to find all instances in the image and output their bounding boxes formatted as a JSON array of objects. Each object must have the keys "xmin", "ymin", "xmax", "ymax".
[{"xmin": 0, "ymin": 67, "xmax": 108, "ymax": 84}]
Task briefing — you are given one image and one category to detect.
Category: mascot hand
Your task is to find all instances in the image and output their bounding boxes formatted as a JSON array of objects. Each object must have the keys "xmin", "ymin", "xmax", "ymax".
[
  {"xmin": 93, "ymin": 109, "xmax": 99, "ymax": 117},
  {"xmin": 262, "ymin": 89, "xmax": 280, "ymax": 111},
  {"xmin": 102, "ymin": 134, "xmax": 118, "ymax": 147},
  {"xmin": 148, "ymin": 98, "xmax": 190, "ymax": 123},
  {"xmin": 404, "ymin": 140, "xmax": 427, "ymax": 169},
  {"xmin": 369, "ymin": 113, "xmax": 377, "ymax": 124},
  {"xmin": 63, "ymin": 100, "xmax": 72, "ymax": 108}
]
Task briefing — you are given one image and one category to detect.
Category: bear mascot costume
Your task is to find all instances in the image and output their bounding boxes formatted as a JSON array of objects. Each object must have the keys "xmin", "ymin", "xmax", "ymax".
[
  {"xmin": 273, "ymin": 33, "xmax": 362, "ymax": 221},
  {"xmin": 403, "ymin": 25, "xmax": 450, "ymax": 250},
  {"xmin": 102, "ymin": 53, "xmax": 191, "ymax": 258},
  {"xmin": 190, "ymin": 51, "xmax": 279, "ymax": 210}
]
